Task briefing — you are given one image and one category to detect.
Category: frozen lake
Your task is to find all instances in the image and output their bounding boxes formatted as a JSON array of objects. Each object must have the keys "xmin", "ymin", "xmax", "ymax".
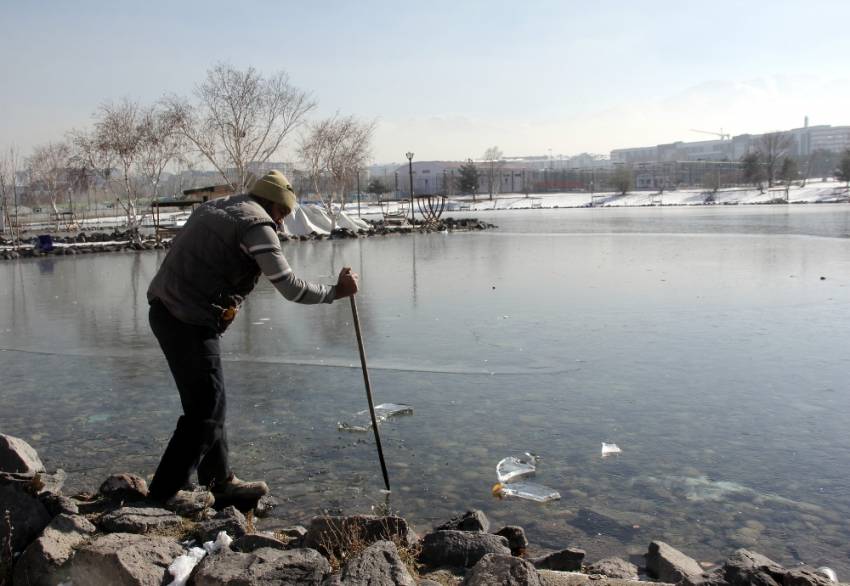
[{"xmin": 2, "ymin": 204, "xmax": 850, "ymax": 572}]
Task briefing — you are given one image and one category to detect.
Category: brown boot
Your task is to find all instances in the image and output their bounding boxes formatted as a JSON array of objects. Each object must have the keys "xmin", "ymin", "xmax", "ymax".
[{"xmin": 211, "ymin": 474, "xmax": 269, "ymax": 501}]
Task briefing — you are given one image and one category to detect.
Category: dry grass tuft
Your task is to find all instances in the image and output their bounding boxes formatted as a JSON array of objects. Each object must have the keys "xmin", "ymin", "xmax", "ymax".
[
  {"xmin": 315, "ymin": 515, "xmax": 421, "ymax": 578},
  {"xmin": 0, "ymin": 511, "xmax": 13, "ymax": 586}
]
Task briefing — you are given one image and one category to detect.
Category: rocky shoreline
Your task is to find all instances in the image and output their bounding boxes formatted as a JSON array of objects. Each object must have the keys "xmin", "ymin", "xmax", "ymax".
[
  {"xmin": 0, "ymin": 433, "xmax": 841, "ymax": 586},
  {"xmin": 0, "ymin": 218, "xmax": 496, "ymax": 262}
]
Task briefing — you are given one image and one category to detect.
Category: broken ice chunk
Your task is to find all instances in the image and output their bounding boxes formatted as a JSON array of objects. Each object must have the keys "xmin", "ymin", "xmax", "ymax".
[
  {"xmin": 496, "ymin": 455, "xmax": 538, "ymax": 483},
  {"xmin": 601, "ymin": 442, "xmax": 622, "ymax": 456},
  {"xmin": 495, "ymin": 481, "xmax": 561, "ymax": 503},
  {"xmin": 338, "ymin": 403, "xmax": 414, "ymax": 432}
]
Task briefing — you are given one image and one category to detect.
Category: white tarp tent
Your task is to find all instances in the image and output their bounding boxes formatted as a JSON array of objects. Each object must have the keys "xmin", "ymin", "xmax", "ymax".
[
  {"xmin": 301, "ymin": 205, "xmax": 370, "ymax": 232},
  {"xmin": 337, "ymin": 211, "xmax": 370, "ymax": 231},
  {"xmin": 283, "ymin": 207, "xmax": 329, "ymax": 236}
]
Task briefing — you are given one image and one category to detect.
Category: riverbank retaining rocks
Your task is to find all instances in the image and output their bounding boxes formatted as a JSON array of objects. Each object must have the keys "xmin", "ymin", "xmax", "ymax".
[
  {"xmin": 0, "ymin": 433, "xmax": 844, "ymax": 585},
  {"xmin": 0, "ymin": 218, "xmax": 497, "ymax": 261}
]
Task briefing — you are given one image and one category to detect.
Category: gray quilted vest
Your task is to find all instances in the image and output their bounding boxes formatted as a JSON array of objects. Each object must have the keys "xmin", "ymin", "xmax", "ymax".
[{"xmin": 147, "ymin": 194, "xmax": 276, "ymax": 332}]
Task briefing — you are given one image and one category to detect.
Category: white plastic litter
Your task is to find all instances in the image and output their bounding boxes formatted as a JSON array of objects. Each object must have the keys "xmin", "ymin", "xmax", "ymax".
[
  {"xmin": 496, "ymin": 481, "xmax": 561, "ymax": 503},
  {"xmin": 338, "ymin": 403, "xmax": 413, "ymax": 432},
  {"xmin": 601, "ymin": 442, "xmax": 622, "ymax": 456},
  {"xmin": 166, "ymin": 547, "xmax": 206, "ymax": 586},
  {"xmin": 496, "ymin": 453, "xmax": 538, "ymax": 483},
  {"xmin": 202, "ymin": 531, "xmax": 233, "ymax": 554}
]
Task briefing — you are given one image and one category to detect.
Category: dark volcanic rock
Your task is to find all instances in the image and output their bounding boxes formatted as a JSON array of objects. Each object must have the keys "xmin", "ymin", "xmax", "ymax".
[
  {"xmin": 302, "ymin": 515, "xmax": 417, "ymax": 557},
  {"xmin": 0, "ymin": 484, "xmax": 52, "ymax": 552},
  {"xmin": 0, "ymin": 434, "xmax": 45, "ymax": 474},
  {"xmin": 646, "ymin": 540, "xmax": 704, "ymax": 583},
  {"xmin": 231, "ymin": 533, "xmax": 288, "ymax": 553},
  {"xmin": 586, "ymin": 557, "xmax": 639, "ymax": 580},
  {"xmin": 99, "ymin": 473, "xmax": 149, "ymax": 502},
  {"xmin": 494, "ymin": 526, "xmax": 528, "ymax": 555},
  {"xmin": 435, "ymin": 510, "xmax": 490, "ymax": 533},
  {"xmin": 100, "ymin": 506, "xmax": 183, "ymax": 534},
  {"xmin": 192, "ymin": 547, "xmax": 331, "ymax": 585},
  {"xmin": 722, "ymin": 549, "xmax": 786, "ymax": 586},
  {"xmin": 69, "ymin": 532, "xmax": 183, "ymax": 586},
  {"xmin": 463, "ymin": 553, "xmax": 542, "ymax": 586},
  {"xmin": 530, "ymin": 548, "xmax": 585, "ymax": 572},
  {"xmin": 13, "ymin": 514, "xmax": 96, "ymax": 586},
  {"xmin": 418, "ymin": 530, "xmax": 510, "ymax": 568},
  {"xmin": 340, "ymin": 540, "xmax": 416, "ymax": 586},
  {"xmin": 196, "ymin": 505, "xmax": 248, "ymax": 542},
  {"xmin": 39, "ymin": 491, "xmax": 79, "ymax": 516}
]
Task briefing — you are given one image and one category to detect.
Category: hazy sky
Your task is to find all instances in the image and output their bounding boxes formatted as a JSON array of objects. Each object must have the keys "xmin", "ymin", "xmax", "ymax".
[{"xmin": 2, "ymin": 0, "xmax": 849, "ymax": 165}]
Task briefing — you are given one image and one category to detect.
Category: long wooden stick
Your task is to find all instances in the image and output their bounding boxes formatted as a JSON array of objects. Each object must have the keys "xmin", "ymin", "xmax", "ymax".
[{"xmin": 349, "ymin": 295, "xmax": 391, "ymax": 491}]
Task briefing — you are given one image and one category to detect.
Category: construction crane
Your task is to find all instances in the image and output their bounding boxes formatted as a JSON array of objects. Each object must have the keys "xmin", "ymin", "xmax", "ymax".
[{"xmin": 690, "ymin": 128, "xmax": 730, "ymax": 140}]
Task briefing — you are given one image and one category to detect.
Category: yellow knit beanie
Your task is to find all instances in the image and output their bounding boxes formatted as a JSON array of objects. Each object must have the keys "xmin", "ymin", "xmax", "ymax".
[{"xmin": 249, "ymin": 170, "xmax": 297, "ymax": 211}]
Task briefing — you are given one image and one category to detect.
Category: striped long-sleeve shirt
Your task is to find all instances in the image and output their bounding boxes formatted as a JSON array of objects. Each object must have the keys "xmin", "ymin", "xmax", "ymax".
[{"xmin": 241, "ymin": 225, "xmax": 335, "ymax": 304}]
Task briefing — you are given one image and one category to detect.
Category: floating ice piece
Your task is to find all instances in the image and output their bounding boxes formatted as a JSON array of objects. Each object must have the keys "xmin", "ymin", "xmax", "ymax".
[
  {"xmin": 202, "ymin": 531, "xmax": 232, "ymax": 554},
  {"xmin": 496, "ymin": 453, "xmax": 539, "ymax": 483},
  {"xmin": 494, "ymin": 481, "xmax": 561, "ymax": 503},
  {"xmin": 338, "ymin": 403, "xmax": 414, "ymax": 432},
  {"xmin": 166, "ymin": 546, "xmax": 206, "ymax": 586},
  {"xmin": 601, "ymin": 442, "xmax": 622, "ymax": 456}
]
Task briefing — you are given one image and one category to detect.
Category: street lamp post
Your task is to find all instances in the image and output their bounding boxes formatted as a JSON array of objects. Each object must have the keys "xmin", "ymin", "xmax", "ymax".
[
  {"xmin": 405, "ymin": 152, "xmax": 415, "ymax": 225},
  {"xmin": 356, "ymin": 169, "xmax": 361, "ymax": 217}
]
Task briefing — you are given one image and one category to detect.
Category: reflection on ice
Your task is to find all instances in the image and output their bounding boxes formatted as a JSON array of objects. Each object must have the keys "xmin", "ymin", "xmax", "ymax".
[{"xmin": 337, "ymin": 403, "xmax": 414, "ymax": 432}]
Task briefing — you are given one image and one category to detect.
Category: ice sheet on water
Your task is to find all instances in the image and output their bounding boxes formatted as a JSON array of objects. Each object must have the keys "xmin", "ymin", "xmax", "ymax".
[
  {"xmin": 496, "ymin": 481, "xmax": 561, "ymax": 503},
  {"xmin": 496, "ymin": 453, "xmax": 538, "ymax": 483},
  {"xmin": 601, "ymin": 442, "xmax": 622, "ymax": 456},
  {"xmin": 338, "ymin": 403, "xmax": 414, "ymax": 432}
]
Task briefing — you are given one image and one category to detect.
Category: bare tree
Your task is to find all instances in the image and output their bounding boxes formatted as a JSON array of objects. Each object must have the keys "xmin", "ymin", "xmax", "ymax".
[
  {"xmin": 298, "ymin": 115, "xmax": 375, "ymax": 231},
  {"xmin": 741, "ymin": 152, "xmax": 765, "ymax": 193},
  {"xmin": 136, "ymin": 105, "xmax": 187, "ymax": 199},
  {"xmin": 756, "ymin": 132, "xmax": 792, "ymax": 187},
  {"xmin": 164, "ymin": 63, "xmax": 315, "ymax": 193},
  {"xmin": 482, "ymin": 146, "xmax": 504, "ymax": 200},
  {"xmin": 610, "ymin": 166, "xmax": 633, "ymax": 195},
  {"xmin": 779, "ymin": 156, "xmax": 798, "ymax": 200},
  {"xmin": 837, "ymin": 149, "xmax": 850, "ymax": 189},
  {"xmin": 28, "ymin": 141, "xmax": 72, "ymax": 229},
  {"xmin": 69, "ymin": 125, "xmax": 116, "ymax": 214},
  {"xmin": 91, "ymin": 99, "xmax": 146, "ymax": 228},
  {"xmin": 0, "ymin": 146, "xmax": 22, "ymax": 239}
]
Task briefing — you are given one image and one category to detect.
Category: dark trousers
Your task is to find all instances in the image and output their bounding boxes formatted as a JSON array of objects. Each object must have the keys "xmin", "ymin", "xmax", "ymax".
[{"xmin": 148, "ymin": 301, "xmax": 230, "ymax": 500}]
